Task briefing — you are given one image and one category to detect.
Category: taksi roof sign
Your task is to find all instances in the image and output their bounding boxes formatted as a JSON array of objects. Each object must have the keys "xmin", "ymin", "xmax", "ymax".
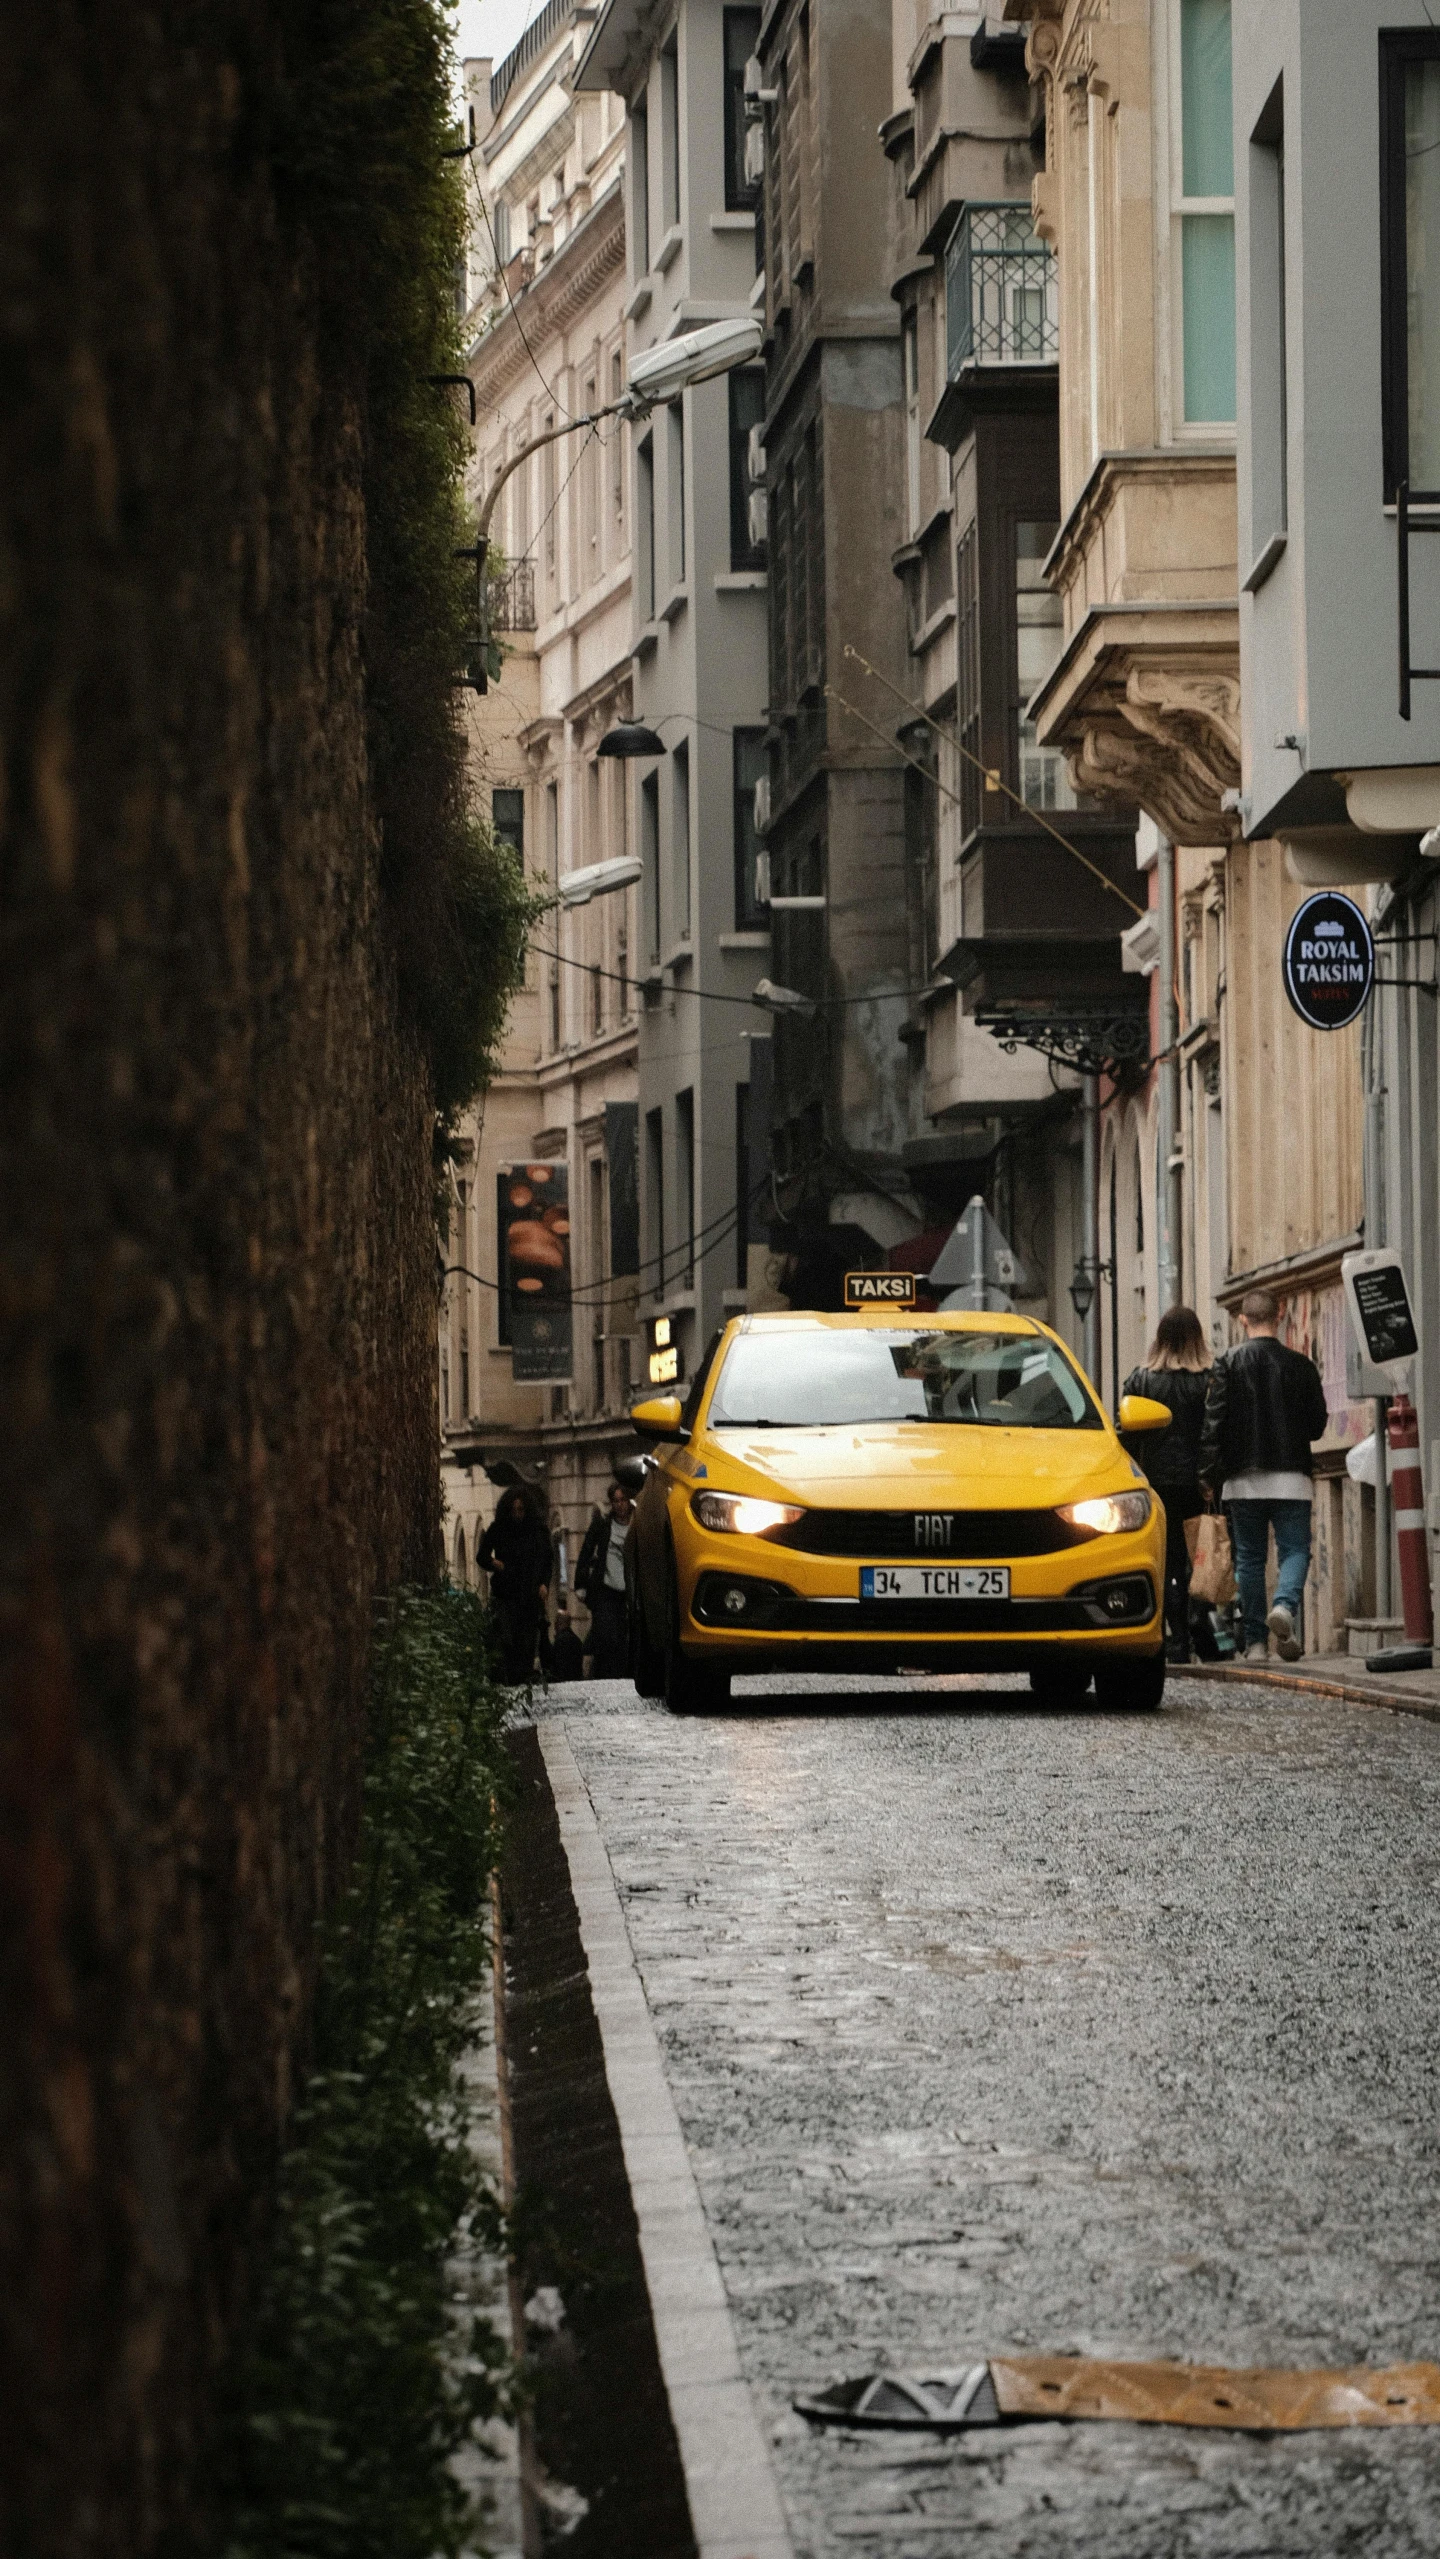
[
  {"xmin": 843, "ymin": 1270, "xmax": 917, "ymax": 1308},
  {"xmin": 1282, "ymin": 892, "xmax": 1374, "ymax": 1031}
]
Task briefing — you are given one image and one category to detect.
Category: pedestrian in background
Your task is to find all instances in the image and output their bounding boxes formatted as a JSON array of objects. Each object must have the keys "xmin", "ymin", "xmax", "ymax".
[
  {"xmin": 477, "ymin": 1482, "xmax": 552, "ymax": 1683},
  {"xmin": 1122, "ymin": 1305, "xmax": 1212, "ymax": 1663},
  {"xmin": 576, "ymin": 1478, "xmax": 634, "ymax": 1677},
  {"xmin": 1199, "ymin": 1290, "xmax": 1328, "ymax": 1664},
  {"xmin": 549, "ymin": 1606, "xmax": 585, "ymax": 1681}
]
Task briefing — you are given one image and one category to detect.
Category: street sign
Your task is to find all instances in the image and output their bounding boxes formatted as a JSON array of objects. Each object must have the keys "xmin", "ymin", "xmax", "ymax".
[
  {"xmin": 928, "ymin": 1195, "xmax": 1030, "ymax": 1311},
  {"xmin": 1342, "ymin": 1248, "xmax": 1419, "ymax": 1375},
  {"xmin": 843, "ymin": 1270, "xmax": 917, "ymax": 1309},
  {"xmin": 1282, "ymin": 891, "xmax": 1374, "ymax": 1031}
]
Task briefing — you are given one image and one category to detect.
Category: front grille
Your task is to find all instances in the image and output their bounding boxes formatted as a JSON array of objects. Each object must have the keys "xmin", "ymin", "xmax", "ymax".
[
  {"xmin": 772, "ymin": 1507, "xmax": 1090, "ymax": 1559},
  {"xmin": 691, "ymin": 1571, "xmax": 1156, "ymax": 1638}
]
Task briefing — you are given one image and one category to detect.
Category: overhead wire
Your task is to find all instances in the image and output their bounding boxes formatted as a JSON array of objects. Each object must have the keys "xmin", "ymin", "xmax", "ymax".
[
  {"xmin": 465, "ymin": 150, "xmax": 577, "ymax": 418},
  {"xmin": 836, "ymin": 643, "xmax": 1147, "ymax": 921},
  {"xmin": 442, "ymin": 1167, "xmax": 775, "ymax": 1302}
]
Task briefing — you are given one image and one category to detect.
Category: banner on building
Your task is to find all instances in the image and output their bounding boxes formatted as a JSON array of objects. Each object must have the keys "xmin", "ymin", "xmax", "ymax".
[{"xmin": 498, "ymin": 1162, "xmax": 572, "ymax": 1381}]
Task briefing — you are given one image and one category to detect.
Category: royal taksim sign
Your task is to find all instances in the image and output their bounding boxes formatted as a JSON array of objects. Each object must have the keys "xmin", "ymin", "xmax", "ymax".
[{"xmin": 1282, "ymin": 891, "xmax": 1374, "ymax": 1031}]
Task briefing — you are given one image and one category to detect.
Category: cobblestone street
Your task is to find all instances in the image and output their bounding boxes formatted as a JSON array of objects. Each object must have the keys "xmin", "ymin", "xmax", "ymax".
[{"xmin": 525, "ymin": 1674, "xmax": 1440, "ymax": 2557}]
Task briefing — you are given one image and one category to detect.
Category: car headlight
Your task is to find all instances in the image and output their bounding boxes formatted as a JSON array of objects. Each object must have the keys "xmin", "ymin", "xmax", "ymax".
[
  {"xmin": 691, "ymin": 1491, "xmax": 805, "ymax": 1537},
  {"xmin": 1058, "ymin": 1490, "xmax": 1153, "ymax": 1537}
]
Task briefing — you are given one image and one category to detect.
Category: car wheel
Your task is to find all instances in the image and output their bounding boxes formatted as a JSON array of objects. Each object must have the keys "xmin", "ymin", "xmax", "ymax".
[
  {"xmin": 629, "ymin": 1580, "xmax": 664, "ymax": 1699},
  {"xmin": 1028, "ymin": 1663, "xmax": 1093, "ymax": 1707},
  {"xmin": 1093, "ymin": 1654, "xmax": 1167, "ymax": 1712},
  {"xmin": 663, "ymin": 1565, "xmax": 730, "ymax": 1715}
]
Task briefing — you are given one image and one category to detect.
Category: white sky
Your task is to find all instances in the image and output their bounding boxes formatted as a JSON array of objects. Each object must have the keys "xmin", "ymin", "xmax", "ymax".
[{"xmin": 455, "ymin": 0, "xmax": 546, "ymax": 76}]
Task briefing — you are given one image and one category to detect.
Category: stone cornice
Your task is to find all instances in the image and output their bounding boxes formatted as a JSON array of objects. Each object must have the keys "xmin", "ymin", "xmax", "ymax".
[{"xmin": 469, "ymin": 181, "xmax": 625, "ymax": 413}]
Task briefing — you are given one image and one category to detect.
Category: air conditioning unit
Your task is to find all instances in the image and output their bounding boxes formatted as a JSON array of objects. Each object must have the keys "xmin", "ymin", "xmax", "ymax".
[
  {"xmin": 743, "ymin": 119, "xmax": 766, "ymax": 186},
  {"xmin": 747, "ymin": 422, "xmax": 766, "ymax": 484},
  {"xmin": 1121, "ymin": 912, "xmax": 1161, "ymax": 975},
  {"xmin": 747, "ymin": 488, "xmax": 768, "ymax": 548},
  {"xmin": 754, "ymin": 849, "xmax": 772, "ymax": 906},
  {"xmin": 753, "ymin": 774, "xmax": 771, "ymax": 833}
]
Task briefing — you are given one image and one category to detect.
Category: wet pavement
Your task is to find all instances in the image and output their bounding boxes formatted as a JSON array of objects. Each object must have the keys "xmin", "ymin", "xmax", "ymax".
[{"xmin": 521, "ymin": 1671, "xmax": 1440, "ymax": 2556}]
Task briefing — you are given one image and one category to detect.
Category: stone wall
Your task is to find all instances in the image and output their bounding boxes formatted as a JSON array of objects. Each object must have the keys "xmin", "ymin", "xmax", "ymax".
[{"xmin": 0, "ymin": 9, "xmax": 440, "ymax": 2550}]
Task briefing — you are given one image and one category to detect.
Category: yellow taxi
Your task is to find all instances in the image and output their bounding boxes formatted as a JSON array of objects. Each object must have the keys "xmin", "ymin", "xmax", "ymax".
[{"xmin": 624, "ymin": 1309, "xmax": 1172, "ymax": 1713}]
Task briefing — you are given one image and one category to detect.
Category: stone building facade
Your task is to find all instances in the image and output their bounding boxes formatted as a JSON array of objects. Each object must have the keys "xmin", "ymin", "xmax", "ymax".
[
  {"xmin": 1007, "ymin": 0, "xmax": 1372, "ymax": 1646},
  {"xmin": 444, "ymin": 13, "xmax": 643, "ymax": 1614}
]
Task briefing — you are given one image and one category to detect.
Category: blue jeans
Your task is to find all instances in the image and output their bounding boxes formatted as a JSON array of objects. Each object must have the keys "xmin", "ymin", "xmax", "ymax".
[{"xmin": 1228, "ymin": 1499, "xmax": 1313, "ymax": 1650}]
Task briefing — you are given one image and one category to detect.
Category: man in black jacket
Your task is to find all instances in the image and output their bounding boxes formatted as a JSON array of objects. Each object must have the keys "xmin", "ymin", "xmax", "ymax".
[{"xmin": 1199, "ymin": 1290, "xmax": 1329, "ymax": 1664}]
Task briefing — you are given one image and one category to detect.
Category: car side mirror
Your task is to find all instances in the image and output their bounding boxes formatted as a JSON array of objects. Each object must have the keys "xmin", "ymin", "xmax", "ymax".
[
  {"xmin": 1117, "ymin": 1393, "xmax": 1173, "ymax": 1433},
  {"xmin": 629, "ymin": 1393, "xmax": 685, "ymax": 1442}
]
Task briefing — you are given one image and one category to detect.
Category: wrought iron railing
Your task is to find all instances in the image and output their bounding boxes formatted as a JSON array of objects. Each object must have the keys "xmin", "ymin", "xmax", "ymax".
[
  {"xmin": 487, "ymin": 560, "xmax": 537, "ymax": 631},
  {"xmin": 946, "ymin": 203, "xmax": 1058, "ymax": 375}
]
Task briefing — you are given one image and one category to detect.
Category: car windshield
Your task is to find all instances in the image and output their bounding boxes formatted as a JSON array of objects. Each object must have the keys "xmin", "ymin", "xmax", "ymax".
[{"xmin": 707, "ymin": 1327, "xmax": 1101, "ymax": 1430}]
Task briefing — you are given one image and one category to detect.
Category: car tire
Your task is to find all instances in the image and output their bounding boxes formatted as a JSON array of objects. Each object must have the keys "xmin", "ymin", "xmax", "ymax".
[
  {"xmin": 1028, "ymin": 1663, "xmax": 1093, "ymax": 1707},
  {"xmin": 629, "ymin": 1582, "xmax": 665, "ymax": 1699},
  {"xmin": 663, "ymin": 1565, "xmax": 730, "ymax": 1715},
  {"xmin": 1093, "ymin": 1654, "xmax": 1167, "ymax": 1712}
]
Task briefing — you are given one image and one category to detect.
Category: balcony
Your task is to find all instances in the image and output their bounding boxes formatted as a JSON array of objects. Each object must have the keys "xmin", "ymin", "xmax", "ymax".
[
  {"xmin": 488, "ymin": 559, "xmax": 536, "ymax": 632},
  {"xmin": 946, "ymin": 204, "xmax": 1057, "ymax": 373}
]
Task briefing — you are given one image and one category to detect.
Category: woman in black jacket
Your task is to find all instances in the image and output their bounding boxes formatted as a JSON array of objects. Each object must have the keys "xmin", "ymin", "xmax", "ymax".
[
  {"xmin": 477, "ymin": 1482, "xmax": 553, "ymax": 1683},
  {"xmin": 1122, "ymin": 1305, "xmax": 1212, "ymax": 1663}
]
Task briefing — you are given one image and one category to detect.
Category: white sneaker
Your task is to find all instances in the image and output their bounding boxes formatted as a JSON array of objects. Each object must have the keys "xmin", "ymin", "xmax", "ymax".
[
  {"xmin": 1266, "ymin": 1603, "xmax": 1302, "ymax": 1662},
  {"xmin": 1244, "ymin": 1641, "xmax": 1271, "ymax": 1665}
]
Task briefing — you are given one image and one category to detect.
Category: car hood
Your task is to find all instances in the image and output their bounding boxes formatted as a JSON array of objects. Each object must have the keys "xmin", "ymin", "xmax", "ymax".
[{"xmin": 701, "ymin": 1423, "xmax": 1134, "ymax": 1510}]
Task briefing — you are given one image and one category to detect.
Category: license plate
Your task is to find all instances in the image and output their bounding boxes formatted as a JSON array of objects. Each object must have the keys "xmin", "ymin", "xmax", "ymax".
[{"xmin": 860, "ymin": 1565, "xmax": 1011, "ymax": 1600}]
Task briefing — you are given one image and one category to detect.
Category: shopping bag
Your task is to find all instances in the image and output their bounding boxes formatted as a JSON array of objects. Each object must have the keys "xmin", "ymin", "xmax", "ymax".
[{"xmin": 1188, "ymin": 1511, "xmax": 1235, "ymax": 1607}]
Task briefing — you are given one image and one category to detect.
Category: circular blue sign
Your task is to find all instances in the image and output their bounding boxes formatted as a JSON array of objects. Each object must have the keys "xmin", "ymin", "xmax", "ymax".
[{"xmin": 1282, "ymin": 891, "xmax": 1374, "ymax": 1031}]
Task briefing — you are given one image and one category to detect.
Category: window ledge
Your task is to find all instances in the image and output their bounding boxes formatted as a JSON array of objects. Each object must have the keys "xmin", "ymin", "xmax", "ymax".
[
  {"xmin": 718, "ymin": 929, "xmax": 770, "ymax": 948},
  {"xmin": 662, "ymin": 940, "xmax": 694, "ymax": 971},
  {"xmin": 654, "ymin": 223, "xmax": 684, "ymax": 272},
  {"xmin": 714, "ymin": 569, "xmax": 767, "ymax": 590},
  {"xmin": 659, "ymin": 582, "xmax": 688, "ymax": 622},
  {"xmin": 710, "ymin": 209, "xmax": 756, "ymax": 231},
  {"xmin": 624, "ymin": 277, "xmax": 653, "ymax": 320},
  {"xmin": 633, "ymin": 620, "xmax": 660, "ymax": 659}
]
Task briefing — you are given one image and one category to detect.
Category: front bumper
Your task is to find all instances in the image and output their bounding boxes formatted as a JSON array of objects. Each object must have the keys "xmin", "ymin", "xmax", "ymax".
[{"xmin": 676, "ymin": 1524, "xmax": 1163, "ymax": 1667}]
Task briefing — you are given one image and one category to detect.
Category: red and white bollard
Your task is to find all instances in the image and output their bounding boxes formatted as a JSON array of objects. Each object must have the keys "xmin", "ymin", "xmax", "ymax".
[{"xmin": 1386, "ymin": 1394, "xmax": 1434, "ymax": 1644}]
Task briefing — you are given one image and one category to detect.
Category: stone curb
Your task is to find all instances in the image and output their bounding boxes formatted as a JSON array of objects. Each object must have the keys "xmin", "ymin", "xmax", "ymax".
[
  {"xmin": 537, "ymin": 1719, "xmax": 795, "ymax": 2559},
  {"xmin": 1174, "ymin": 1660, "xmax": 1440, "ymax": 1724}
]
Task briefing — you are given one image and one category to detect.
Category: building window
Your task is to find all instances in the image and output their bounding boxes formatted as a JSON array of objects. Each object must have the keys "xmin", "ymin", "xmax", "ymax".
[
  {"xmin": 637, "ymin": 432, "xmax": 656, "ymax": 620},
  {"xmin": 1175, "ymin": 0, "xmax": 1235, "ymax": 425},
  {"xmin": 724, "ymin": 8, "xmax": 762, "ymax": 210},
  {"xmin": 1015, "ymin": 522, "xmax": 1077, "ymax": 811},
  {"xmin": 641, "ymin": 768, "xmax": 660, "ymax": 961},
  {"xmin": 492, "ymin": 787, "xmax": 524, "ymax": 856},
  {"xmin": 610, "ymin": 349, "xmax": 627, "ymax": 529},
  {"xmin": 1247, "ymin": 76, "xmax": 1286, "ymax": 551},
  {"xmin": 667, "ymin": 400, "xmax": 686, "ymax": 585},
  {"xmin": 903, "ymin": 307, "xmax": 921, "ymax": 537},
  {"xmin": 735, "ymin": 1082, "xmax": 750, "ymax": 1287},
  {"xmin": 733, "ymin": 729, "xmax": 769, "ymax": 927},
  {"xmin": 460, "ymin": 1339, "xmax": 471, "ymax": 1414},
  {"xmin": 645, "ymin": 1104, "xmax": 665, "ymax": 1289},
  {"xmin": 660, "ymin": 37, "xmax": 680, "ymax": 233},
  {"xmin": 1382, "ymin": 31, "xmax": 1440, "ymax": 498},
  {"xmin": 676, "ymin": 1088, "xmax": 696, "ymax": 1283},
  {"xmin": 673, "ymin": 740, "xmax": 692, "ymax": 940},
  {"xmin": 441, "ymin": 1352, "xmax": 450, "ymax": 1420},
  {"xmin": 956, "ymin": 521, "xmax": 980, "ymax": 843},
  {"xmin": 729, "ymin": 369, "xmax": 766, "ymax": 569},
  {"xmin": 632, "ymin": 101, "xmax": 650, "ymax": 273},
  {"xmin": 582, "ymin": 371, "xmax": 599, "ymax": 580}
]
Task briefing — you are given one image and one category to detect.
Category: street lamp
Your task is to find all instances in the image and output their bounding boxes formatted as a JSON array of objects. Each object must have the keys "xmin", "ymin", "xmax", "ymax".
[
  {"xmin": 556, "ymin": 854, "xmax": 644, "ymax": 908},
  {"xmin": 1069, "ymin": 1258, "xmax": 1095, "ymax": 1324},
  {"xmin": 596, "ymin": 718, "xmax": 667, "ymax": 757},
  {"xmin": 752, "ymin": 977, "xmax": 817, "ymax": 1020},
  {"xmin": 464, "ymin": 315, "xmax": 764, "ymax": 693}
]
